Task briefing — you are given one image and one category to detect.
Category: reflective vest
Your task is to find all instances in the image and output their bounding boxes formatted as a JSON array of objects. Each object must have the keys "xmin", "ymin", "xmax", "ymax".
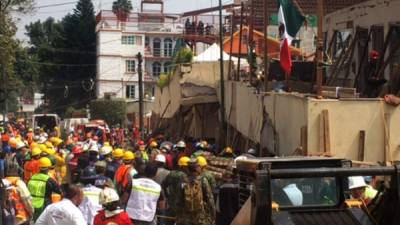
[
  {"xmin": 24, "ymin": 159, "xmax": 40, "ymax": 183},
  {"xmin": 28, "ymin": 173, "xmax": 50, "ymax": 209},
  {"xmin": 114, "ymin": 164, "xmax": 131, "ymax": 193},
  {"xmin": 6, "ymin": 177, "xmax": 30, "ymax": 223}
]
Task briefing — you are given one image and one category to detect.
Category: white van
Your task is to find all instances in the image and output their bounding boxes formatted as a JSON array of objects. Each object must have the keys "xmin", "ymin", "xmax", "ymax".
[
  {"xmin": 61, "ymin": 117, "xmax": 89, "ymax": 133},
  {"xmin": 32, "ymin": 114, "xmax": 60, "ymax": 132}
]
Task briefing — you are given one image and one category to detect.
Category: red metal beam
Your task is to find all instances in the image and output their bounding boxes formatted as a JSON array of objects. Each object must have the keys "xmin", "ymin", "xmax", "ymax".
[{"xmin": 182, "ymin": 3, "xmax": 239, "ymax": 17}]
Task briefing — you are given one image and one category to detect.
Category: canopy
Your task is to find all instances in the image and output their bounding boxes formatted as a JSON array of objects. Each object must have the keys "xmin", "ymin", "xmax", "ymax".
[{"xmin": 194, "ymin": 43, "xmax": 249, "ymax": 68}]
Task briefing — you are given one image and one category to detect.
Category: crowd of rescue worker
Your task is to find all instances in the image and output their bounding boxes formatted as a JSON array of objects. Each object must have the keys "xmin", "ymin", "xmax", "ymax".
[{"xmin": 0, "ymin": 122, "xmax": 246, "ymax": 225}]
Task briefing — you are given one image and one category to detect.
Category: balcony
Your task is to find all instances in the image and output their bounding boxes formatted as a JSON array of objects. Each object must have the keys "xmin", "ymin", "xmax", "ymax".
[
  {"xmin": 144, "ymin": 46, "xmax": 173, "ymax": 59},
  {"xmin": 96, "ymin": 10, "xmax": 184, "ymax": 33}
]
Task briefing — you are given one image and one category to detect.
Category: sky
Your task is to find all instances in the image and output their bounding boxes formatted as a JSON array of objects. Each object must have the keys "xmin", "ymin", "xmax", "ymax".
[{"xmin": 14, "ymin": 0, "xmax": 233, "ymax": 41}]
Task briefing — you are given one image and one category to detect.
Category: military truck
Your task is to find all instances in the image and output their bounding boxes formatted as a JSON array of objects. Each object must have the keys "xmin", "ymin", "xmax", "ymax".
[{"xmin": 233, "ymin": 157, "xmax": 400, "ymax": 225}]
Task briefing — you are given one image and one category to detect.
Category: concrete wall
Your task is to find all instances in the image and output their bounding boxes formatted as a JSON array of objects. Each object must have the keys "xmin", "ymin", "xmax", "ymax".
[{"xmin": 224, "ymin": 81, "xmax": 400, "ymax": 162}]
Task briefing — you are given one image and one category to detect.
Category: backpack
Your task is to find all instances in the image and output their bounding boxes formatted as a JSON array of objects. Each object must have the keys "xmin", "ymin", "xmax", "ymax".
[{"xmin": 183, "ymin": 176, "xmax": 205, "ymax": 212}]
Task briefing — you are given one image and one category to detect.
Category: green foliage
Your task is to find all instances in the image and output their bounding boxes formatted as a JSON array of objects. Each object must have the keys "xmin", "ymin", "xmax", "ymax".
[
  {"xmin": 89, "ymin": 99, "xmax": 126, "ymax": 126},
  {"xmin": 112, "ymin": 0, "xmax": 133, "ymax": 20},
  {"xmin": 65, "ymin": 106, "xmax": 87, "ymax": 118},
  {"xmin": 25, "ymin": 0, "xmax": 97, "ymax": 116},
  {"xmin": 173, "ymin": 47, "xmax": 193, "ymax": 65},
  {"xmin": 156, "ymin": 73, "xmax": 171, "ymax": 88}
]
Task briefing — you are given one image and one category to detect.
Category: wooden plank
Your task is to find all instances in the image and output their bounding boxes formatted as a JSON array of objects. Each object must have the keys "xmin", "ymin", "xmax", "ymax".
[
  {"xmin": 323, "ymin": 109, "xmax": 331, "ymax": 153},
  {"xmin": 319, "ymin": 112, "xmax": 325, "ymax": 152},
  {"xmin": 300, "ymin": 126, "xmax": 308, "ymax": 155},
  {"xmin": 358, "ymin": 130, "xmax": 365, "ymax": 161},
  {"xmin": 384, "ymin": 113, "xmax": 391, "ymax": 162}
]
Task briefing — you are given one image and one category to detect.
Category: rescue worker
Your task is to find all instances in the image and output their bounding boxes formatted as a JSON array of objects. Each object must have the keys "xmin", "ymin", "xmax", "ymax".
[
  {"xmin": 67, "ymin": 145, "xmax": 84, "ymax": 183},
  {"xmin": 94, "ymin": 160, "xmax": 114, "ymax": 189},
  {"xmin": 220, "ymin": 146, "xmax": 236, "ymax": 158},
  {"xmin": 27, "ymin": 157, "xmax": 62, "ymax": 221},
  {"xmin": 148, "ymin": 140, "xmax": 160, "ymax": 162},
  {"xmin": 162, "ymin": 156, "xmax": 191, "ymax": 224},
  {"xmin": 177, "ymin": 158, "xmax": 216, "ymax": 225},
  {"xmin": 35, "ymin": 184, "xmax": 86, "ymax": 225},
  {"xmin": 153, "ymin": 154, "xmax": 170, "ymax": 185},
  {"xmin": 3, "ymin": 165, "xmax": 34, "ymax": 225},
  {"xmin": 348, "ymin": 176, "xmax": 378, "ymax": 205},
  {"xmin": 124, "ymin": 162, "xmax": 164, "ymax": 225},
  {"xmin": 93, "ymin": 187, "xmax": 133, "ymax": 225},
  {"xmin": 114, "ymin": 150, "xmax": 136, "ymax": 195},
  {"xmin": 136, "ymin": 140, "xmax": 149, "ymax": 162},
  {"xmin": 79, "ymin": 166, "xmax": 102, "ymax": 225},
  {"xmin": 197, "ymin": 156, "xmax": 217, "ymax": 192},
  {"xmin": 105, "ymin": 148, "xmax": 124, "ymax": 179},
  {"xmin": 99, "ymin": 142, "xmax": 113, "ymax": 162},
  {"xmin": 23, "ymin": 147, "xmax": 42, "ymax": 182}
]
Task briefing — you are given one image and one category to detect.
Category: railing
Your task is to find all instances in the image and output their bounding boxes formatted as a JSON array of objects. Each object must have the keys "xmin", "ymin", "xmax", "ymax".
[{"xmin": 144, "ymin": 47, "xmax": 173, "ymax": 58}]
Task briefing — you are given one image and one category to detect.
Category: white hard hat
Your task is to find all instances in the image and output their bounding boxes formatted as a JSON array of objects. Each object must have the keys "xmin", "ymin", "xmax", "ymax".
[
  {"xmin": 38, "ymin": 136, "xmax": 47, "ymax": 144},
  {"xmin": 348, "ymin": 176, "xmax": 367, "ymax": 190},
  {"xmin": 2, "ymin": 179, "xmax": 13, "ymax": 190},
  {"xmin": 99, "ymin": 187, "xmax": 120, "ymax": 205},
  {"xmin": 155, "ymin": 154, "xmax": 166, "ymax": 163},
  {"xmin": 16, "ymin": 141, "xmax": 26, "ymax": 149},
  {"xmin": 99, "ymin": 145, "xmax": 112, "ymax": 156},
  {"xmin": 176, "ymin": 140, "xmax": 186, "ymax": 148},
  {"xmin": 89, "ymin": 143, "xmax": 99, "ymax": 152},
  {"xmin": 232, "ymin": 156, "xmax": 247, "ymax": 169}
]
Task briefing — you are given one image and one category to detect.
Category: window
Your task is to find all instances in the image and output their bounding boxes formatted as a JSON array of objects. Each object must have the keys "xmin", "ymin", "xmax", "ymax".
[
  {"xmin": 122, "ymin": 35, "xmax": 142, "ymax": 45},
  {"xmin": 126, "ymin": 85, "xmax": 136, "ymax": 99},
  {"xmin": 152, "ymin": 62, "xmax": 161, "ymax": 77},
  {"xmin": 126, "ymin": 60, "xmax": 136, "ymax": 73},
  {"xmin": 164, "ymin": 38, "xmax": 173, "ymax": 57},
  {"xmin": 164, "ymin": 62, "xmax": 172, "ymax": 73},
  {"xmin": 153, "ymin": 38, "xmax": 161, "ymax": 56}
]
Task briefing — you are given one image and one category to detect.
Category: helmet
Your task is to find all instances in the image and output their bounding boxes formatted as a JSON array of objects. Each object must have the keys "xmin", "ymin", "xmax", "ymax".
[
  {"xmin": 155, "ymin": 154, "xmax": 166, "ymax": 163},
  {"xmin": 81, "ymin": 166, "xmax": 98, "ymax": 180},
  {"xmin": 28, "ymin": 128, "xmax": 33, "ymax": 132},
  {"xmin": 72, "ymin": 145, "xmax": 84, "ymax": 155},
  {"xmin": 176, "ymin": 141, "xmax": 186, "ymax": 148},
  {"xmin": 178, "ymin": 156, "xmax": 190, "ymax": 167},
  {"xmin": 348, "ymin": 176, "xmax": 367, "ymax": 190},
  {"xmin": 197, "ymin": 156, "xmax": 208, "ymax": 167},
  {"xmin": 50, "ymin": 137, "xmax": 63, "ymax": 147},
  {"xmin": 200, "ymin": 141, "xmax": 208, "ymax": 149},
  {"xmin": 38, "ymin": 136, "xmax": 47, "ymax": 144},
  {"xmin": 95, "ymin": 160, "xmax": 107, "ymax": 168},
  {"xmin": 39, "ymin": 157, "xmax": 52, "ymax": 168},
  {"xmin": 16, "ymin": 141, "xmax": 26, "ymax": 150},
  {"xmin": 89, "ymin": 143, "xmax": 99, "ymax": 153},
  {"xmin": 45, "ymin": 147, "xmax": 56, "ymax": 156},
  {"xmin": 137, "ymin": 140, "xmax": 145, "ymax": 146},
  {"xmin": 150, "ymin": 141, "xmax": 158, "ymax": 148},
  {"xmin": 247, "ymin": 148, "xmax": 258, "ymax": 156},
  {"xmin": 38, "ymin": 144, "xmax": 47, "ymax": 152},
  {"xmin": 113, "ymin": 148, "xmax": 124, "ymax": 158},
  {"xmin": 224, "ymin": 147, "xmax": 233, "ymax": 154},
  {"xmin": 99, "ymin": 187, "xmax": 120, "ymax": 205},
  {"xmin": 123, "ymin": 151, "xmax": 135, "ymax": 161},
  {"xmin": 232, "ymin": 156, "xmax": 247, "ymax": 169},
  {"xmin": 100, "ymin": 145, "xmax": 113, "ymax": 156},
  {"xmin": 31, "ymin": 147, "xmax": 42, "ymax": 157},
  {"xmin": 8, "ymin": 138, "xmax": 17, "ymax": 149},
  {"xmin": 45, "ymin": 141, "xmax": 54, "ymax": 149},
  {"xmin": 30, "ymin": 142, "xmax": 38, "ymax": 150},
  {"xmin": 369, "ymin": 50, "xmax": 380, "ymax": 60}
]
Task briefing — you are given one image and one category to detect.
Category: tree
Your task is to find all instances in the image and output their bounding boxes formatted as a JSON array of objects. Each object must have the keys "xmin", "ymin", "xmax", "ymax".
[
  {"xmin": 112, "ymin": 0, "xmax": 133, "ymax": 21},
  {"xmin": 25, "ymin": 0, "xmax": 97, "ymax": 116}
]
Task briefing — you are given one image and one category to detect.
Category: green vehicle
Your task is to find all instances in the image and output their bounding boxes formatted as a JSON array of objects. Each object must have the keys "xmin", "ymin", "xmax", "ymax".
[{"xmin": 234, "ymin": 157, "xmax": 400, "ymax": 225}]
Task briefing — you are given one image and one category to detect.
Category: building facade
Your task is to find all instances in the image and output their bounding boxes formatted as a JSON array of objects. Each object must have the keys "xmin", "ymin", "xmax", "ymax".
[{"xmin": 95, "ymin": 0, "xmax": 183, "ymax": 101}]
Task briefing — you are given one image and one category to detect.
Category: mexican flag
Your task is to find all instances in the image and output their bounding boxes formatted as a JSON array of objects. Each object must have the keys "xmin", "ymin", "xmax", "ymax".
[{"xmin": 278, "ymin": 0, "xmax": 305, "ymax": 75}]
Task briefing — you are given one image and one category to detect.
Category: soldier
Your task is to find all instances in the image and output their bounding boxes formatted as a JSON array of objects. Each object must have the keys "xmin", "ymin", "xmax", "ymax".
[
  {"xmin": 196, "ymin": 156, "xmax": 216, "ymax": 192},
  {"xmin": 176, "ymin": 158, "xmax": 216, "ymax": 225}
]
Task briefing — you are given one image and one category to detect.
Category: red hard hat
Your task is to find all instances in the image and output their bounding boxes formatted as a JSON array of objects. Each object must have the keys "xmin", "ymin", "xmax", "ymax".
[
  {"xmin": 138, "ymin": 140, "xmax": 145, "ymax": 146},
  {"xmin": 72, "ymin": 145, "xmax": 84, "ymax": 154},
  {"xmin": 369, "ymin": 50, "xmax": 380, "ymax": 59},
  {"xmin": 93, "ymin": 136, "xmax": 99, "ymax": 141}
]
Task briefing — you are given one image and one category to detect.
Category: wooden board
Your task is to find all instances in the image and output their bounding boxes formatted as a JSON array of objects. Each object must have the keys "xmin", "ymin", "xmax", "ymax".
[
  {"xmin": 358, "ymin": 130, "xmax": 365, "ymax": 161},
  {"xmin": 301, "ymin": 126, "xmax": 308, "ymax": 155},
  {"xmin": 323, "ymin": 110, "xmax": 331, "ymax": 153}
]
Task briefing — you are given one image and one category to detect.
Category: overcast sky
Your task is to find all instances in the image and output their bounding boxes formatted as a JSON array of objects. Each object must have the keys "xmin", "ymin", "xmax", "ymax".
[{"xmin": 14, "ymin": 0, "xmax": 233, "ymax": 41}]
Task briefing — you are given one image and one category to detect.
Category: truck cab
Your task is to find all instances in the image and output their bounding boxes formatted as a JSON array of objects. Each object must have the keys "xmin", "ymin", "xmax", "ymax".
[{"xmin": 234, "ymin": 157, "xmax": 400, "ymax": 225}]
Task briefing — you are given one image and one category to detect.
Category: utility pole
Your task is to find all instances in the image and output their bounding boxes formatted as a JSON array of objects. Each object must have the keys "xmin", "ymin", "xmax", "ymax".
[
  {"xmin": 137, "ymin": 52, "xmax": 144, "ymax": 140},
  {"xmin": 2, "ymin": 66, "xmax": 7, "ymax": 124},
  {"xmin": 263, "ymin": 0, "xmax": 269, "ymax": 90},
  {"xmin": 316, "ymin": 0, "xmax": 324, "ymax": 96},
  {"xmin": 219, "ymin": 0, "xmax": 226, "ymax": 147}
]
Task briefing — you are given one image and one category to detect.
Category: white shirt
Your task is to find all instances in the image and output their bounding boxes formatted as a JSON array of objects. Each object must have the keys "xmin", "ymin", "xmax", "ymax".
[
  {"xmin": 79, "ymin": 184, "xmax": 103, "ymax": 225},
  {"xmin": 283, "ymin": 183, "xmax": 303, "ymax": 206},
  {"xmin": 35, "ymin": 199, "xmax": 87, "ymax": 225},
  {"xmin": 126, "ymin": 178, "xmax": 161, "ymax": 222}
]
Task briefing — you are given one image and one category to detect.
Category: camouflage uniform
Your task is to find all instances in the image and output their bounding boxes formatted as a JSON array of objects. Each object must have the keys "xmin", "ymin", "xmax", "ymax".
[
  {"xmin": 176, "ymin": 176, "xmax": 216, "ymax": 225},
  {"xmin": 162, "ymin": 170, "xmax": 187, "ymax": 217},
  {"xmin": 202, "ymin": 170, "xmax": 216, "ymax": 193}
]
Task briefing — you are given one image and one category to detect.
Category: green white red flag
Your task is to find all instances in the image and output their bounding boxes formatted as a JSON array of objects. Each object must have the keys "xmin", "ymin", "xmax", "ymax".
[{"xmin": 277, "ymin": 0, "xmax": 305, "ymax": 75}]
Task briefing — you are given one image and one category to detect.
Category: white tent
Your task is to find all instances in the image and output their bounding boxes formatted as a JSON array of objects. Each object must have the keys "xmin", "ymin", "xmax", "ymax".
[{"xmin": 194, "ymin": 43, "xmax": 248, "ymax": 67}]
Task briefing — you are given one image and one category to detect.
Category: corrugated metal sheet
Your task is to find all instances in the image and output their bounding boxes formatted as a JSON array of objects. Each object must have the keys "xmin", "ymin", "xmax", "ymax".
[{"xmin": 286, "ymin": 209, "xmax": 364, "ymax": 225}]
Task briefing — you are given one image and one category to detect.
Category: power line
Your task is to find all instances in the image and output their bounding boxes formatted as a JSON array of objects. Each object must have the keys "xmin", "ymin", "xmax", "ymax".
[{"xmin": 36, "ymin": 1, "xmax": 79, "ymax": 9}]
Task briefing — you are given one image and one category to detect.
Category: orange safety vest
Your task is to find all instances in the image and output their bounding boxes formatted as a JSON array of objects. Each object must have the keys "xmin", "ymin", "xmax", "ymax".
[
  {"xmin": 26, "ymin": 132, "xmax": 34, "ymax": 145},
  {"xmin": 114, "ymin": 164, "xmax": 132, "ymax": 192},
  {"xmin": 24, "ymin": 159, "xmax": 40, "ymax": 183},
  {"xmin": 6, "ymin": 177, "xmax": 30, "ymax": 222}
]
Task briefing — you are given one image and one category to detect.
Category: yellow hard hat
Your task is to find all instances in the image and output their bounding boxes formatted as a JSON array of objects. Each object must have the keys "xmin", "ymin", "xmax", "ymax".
[
  {"xmin": 113, "ymin": 148, "xmax": 124, "ymax": 158},
  {"xmin": 50, "ymin": 137, "xmax": 63, "ymax": 147},
  {"xmin": 38, "ymin": 144, "xmax": 47, "ymax": 152},
  {"xmin": 28, "ymin": 128, "xmax": 33, "ymax": 132},
  {"xmin": 31, "ymin": 147, "xmax": 42, "ymax": 157},
  {"xmin": 123, "ymin": 151, "xmax": 135, "ymax": 161},
  {"xmin": 39, "ymin": 157, "xmax": 52, "ymax": 168},
  {"xmin": 30, "ymin": 142, "xmax": 38, "ymax": 150},
  {"xmin": 197, "ymin": 156, "xmax": 208, "ymax": 167},
  {"xmin": 45, "ymin": 141, "xmax": 54, "ymax": 149},
  {"xmin": 178, "ymin": 156, "xmax": 191, "ymax": 167},
  {"xmin": 8, "ymin": 138, "xmax": 17, "ymax": 149},
  {"xmin": 150, "ymin": 141, "xmax": 158, "ymax": 148},
  {"xmin": 46, "ymin": 147, "xmax": 56, "ymax": 156},
  {"xmin": 224, "ymin": 146, "xmax": 233, "ymax": 154}
]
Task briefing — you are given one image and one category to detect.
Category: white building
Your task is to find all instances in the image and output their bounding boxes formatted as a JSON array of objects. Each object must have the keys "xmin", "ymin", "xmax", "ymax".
[{"xmin": 95, "ymin": 0, "xmax": 183, "ymax": 101}]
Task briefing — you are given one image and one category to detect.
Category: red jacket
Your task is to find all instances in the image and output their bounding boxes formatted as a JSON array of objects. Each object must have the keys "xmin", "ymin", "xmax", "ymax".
[{"xmin": 93, "ymin": 210, "xmax": 133, "ymax": 225}]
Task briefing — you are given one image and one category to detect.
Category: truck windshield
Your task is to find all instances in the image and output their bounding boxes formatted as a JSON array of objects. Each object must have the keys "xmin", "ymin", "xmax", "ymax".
[{"xmin": 271, "ymin": 177, "xmax": 338, "ymax": 207}]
